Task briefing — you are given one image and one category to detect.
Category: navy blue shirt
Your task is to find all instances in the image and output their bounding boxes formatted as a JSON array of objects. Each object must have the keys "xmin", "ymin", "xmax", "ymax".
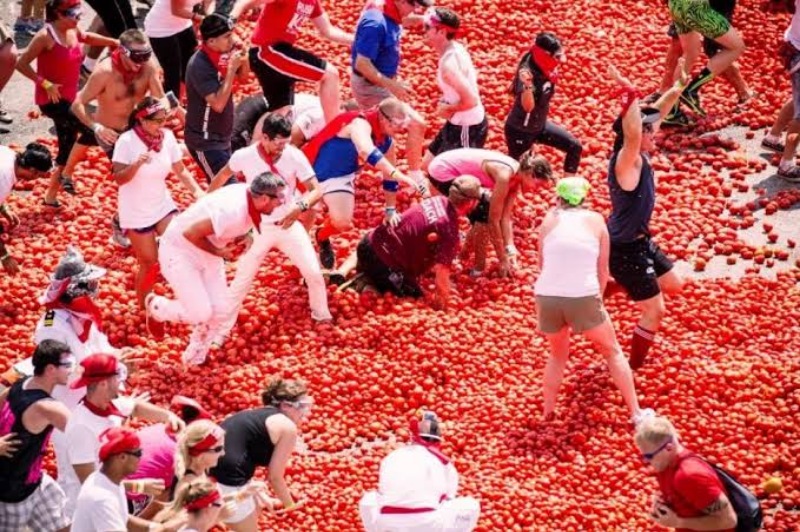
[
  {"xmin": 185, "ymin": 50, "xmax": 234, "ymax": 151},
  {"xmin": 607, "ymin": 151, "xmax": 656, "ymax": 244},
  {"xmin": 351, "ymin": 9, "xmax": 402, "ymax": 78}
]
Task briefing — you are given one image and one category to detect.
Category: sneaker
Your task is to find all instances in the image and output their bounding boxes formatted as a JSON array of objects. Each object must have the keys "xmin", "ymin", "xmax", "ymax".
[
  {"xmin": 58, "ymin": 175, "xmax": 76, "ymax": 195},
  {"xmin": 661, "ymin": 109, "xmax": 693, "ymax": 128},
  {"xmin": 632, "ymin": 408, "xmax": 656, "ymax": 427},
  {"xmin": 183, "ymin": 324, "xmax": 211, "ymax": 365},
  {"xmin": 322, "ymin": 271, "xmax": 346, "ymax": 286},
  {"xmin": 317, "ymin": 231, "xmax": 335, "ymax": 269},
  {"xmin": 761, "ymin": 137, "xmax": 785, "ymax": 153},
  {"xmin": 680, "ymin": 90, "xmax": 705, "ymax": 116},
  {"xmin": 143, "ymin": 293, "xmax": 166, "ymax": 340},
  {"xmin": 111, "ymin": 218, "xmax": 131, "ymax": 248},
  {"xmin": 777, "ymin": 164, "xmax": 800, "ymax": 183}
]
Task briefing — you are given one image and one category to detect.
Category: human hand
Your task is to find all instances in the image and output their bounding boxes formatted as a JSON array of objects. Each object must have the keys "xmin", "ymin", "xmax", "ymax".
[
  {"xmin": 166, "ymin": 412, "xmax": 185, "ymax": 433},
  {"xmin": 384, "ymin": 211, "xmax": 402, "ymax": 227},
  {"xmin": 0, "ymin": 433, "xmax": 20, "ymax": 458},
  {"xmin": 1, "ymin": 255, "xmax": 20, "ymax": 275},
  {"xmin": 141, "ymin": 478, "xmax": 166, "ymax": 497},
  {"xmin": 437, "ymin": 102, "xmax": 456, "ymax": 119},
  {"xmin": 95, "ymin": 125, "xmax": 120, "ymax": 145},
  {"xmin": 228, "ymin": 51, "xmax": 245, "ymax": 74},
  {"xmin": 674, "ymin": 57, "xmax": 689, "ymax": 87},
  {"xmin": 518, "ymin": 68, "xmax": 533, "ymax": 85},
  {"xmin": 118, "ymin": 348, "xmax": 145, "ymax": 374},
  {"xmin": 607, "ymin": 65, "xmax": 631, "ymax": 88},
  {"xmin": 650, "ymin": 501, "xmax": 683, "ymax": 528},
  {"xmin": 280, "ymin": 206, "xmax": 302, "ymax": 230},
  {"xmin": 274, "ymin": 498, "xmax": 307, "ymax": 515},
  {"xmin": 386, "ymin": 78, "xmax": 411, "ymax": 101},
  {"xmin": 45, "ymin": 82, "xmax": 62, "ymax": 104}
]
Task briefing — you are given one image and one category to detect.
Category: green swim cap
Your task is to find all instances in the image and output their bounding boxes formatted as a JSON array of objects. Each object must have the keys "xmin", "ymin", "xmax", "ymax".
[{"xmin": 556, "ymin": 177, "xmax": 591, "ymax": 206}]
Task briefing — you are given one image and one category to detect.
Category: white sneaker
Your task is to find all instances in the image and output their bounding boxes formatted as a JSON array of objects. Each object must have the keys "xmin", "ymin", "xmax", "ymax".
[
  {"xmin": 182, "ymin": 325, "xmax": 211, "ymax": 366},
  {"xmin": 632, "ymin": 408, "xmax": 656, "ymax": 427}
]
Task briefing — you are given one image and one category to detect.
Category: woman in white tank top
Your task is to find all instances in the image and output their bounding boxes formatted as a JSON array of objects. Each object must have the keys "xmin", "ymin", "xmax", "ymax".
[{"xmin": 534, "ymin": 177, "xmax": 653, "ymax": 426}]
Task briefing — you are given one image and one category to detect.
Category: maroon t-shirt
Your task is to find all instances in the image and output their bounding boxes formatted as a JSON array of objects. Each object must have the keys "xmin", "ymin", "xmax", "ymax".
[{"xmin": 369, "ymin": 196, "xmax": 460, "ymax": 278}]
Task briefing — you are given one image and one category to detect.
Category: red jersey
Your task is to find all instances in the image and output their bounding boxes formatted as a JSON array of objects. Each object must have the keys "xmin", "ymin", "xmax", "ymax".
[
  {"xmin": 656, "ymin": 451, "xmax": 734, "ymax": 532},
  {"xmin": 251, "ymin": 0, "xmax": 323, "ymax": 47}
]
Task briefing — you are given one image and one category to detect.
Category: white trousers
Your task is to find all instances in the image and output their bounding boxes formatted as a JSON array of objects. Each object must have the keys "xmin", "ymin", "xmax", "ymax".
[
  {"xmin": 218, "ymin": 221, "xmax": 331, "ymax": 336},
  {"xmin": 359, "ymin": 491, "xmax": 480, "ymax": 532},
  {"xmin": 150, "ymin": 235, "xmax": 229, "ymax": 326}
]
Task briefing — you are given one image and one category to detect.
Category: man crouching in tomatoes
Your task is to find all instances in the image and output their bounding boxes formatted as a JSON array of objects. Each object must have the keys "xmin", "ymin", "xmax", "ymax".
[{"xmin": 359, "ymin": 410, "xmax": 480, "ymax": 531}]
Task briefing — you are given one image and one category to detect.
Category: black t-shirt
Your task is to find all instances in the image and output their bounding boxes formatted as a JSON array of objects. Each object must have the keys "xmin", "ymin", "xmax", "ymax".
[
  {"xmin": 0, "ymin": 379, "xmax": 54, "ymax": 502},
  {"xmin": 210, "ymin": 407, "xmax": 280, "ymax": 487},
  {"xmin": 504, "ymin": 54, "xmax": 555, "ymax": 135},
  {"xmin": 230, "ymin": 95, "xmax": 269, "ymax": 153},
  {"xmin": 184, "ymin": 49, "xmax": 234, "ymax": 151}
]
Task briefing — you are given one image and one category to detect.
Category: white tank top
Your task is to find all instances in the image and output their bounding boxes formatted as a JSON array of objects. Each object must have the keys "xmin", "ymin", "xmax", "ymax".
[
  {"xmin": 436, "ymin": 42, "xmax": 484, "ymax": 126},
  {"xmin": 144, "ymin": 0, "xmax": 197, "ymax": 38},
  {"xmin": 534, "ymin": 209, "xmax": 601, "ymax": 298}
]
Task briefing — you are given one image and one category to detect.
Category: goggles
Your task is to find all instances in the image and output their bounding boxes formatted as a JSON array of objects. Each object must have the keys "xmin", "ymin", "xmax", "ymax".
[
  {"xmin": 379, "ymin": 107, "xmax": 410, "ymax": 128},
  {"xmin": 123, "ymin": 46, "xmax": 152, "ymax": 64}
]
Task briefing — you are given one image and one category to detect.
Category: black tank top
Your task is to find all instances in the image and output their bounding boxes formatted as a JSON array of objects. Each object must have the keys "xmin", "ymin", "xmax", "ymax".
[
  {"xmin": 0, "ymin": 379, "xmax": 54, "ymax": 502},
  {"xmin": 231, "ymin": 95, "xmax": 269, "ymax": 152},
  {"xmin": 607, "ymin": 151, "xmax": 656, "ymax": 244},
  {"xmin": 210, "ymin": 407, "xmax": 280, "ymax": 487},
  {"xmin": 505, "ymin": 55, "xmax": 555, "ymax": 135}
]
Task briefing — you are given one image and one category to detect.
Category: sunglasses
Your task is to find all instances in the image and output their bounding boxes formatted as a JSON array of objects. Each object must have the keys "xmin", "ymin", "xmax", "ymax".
[
  {"xmin": 123, "ymin": 47, "xmax": 152, "ymax": 64},
  {"xmin": 211, "ymin": 501, "xmax": 224, "ymax": 507},
  {"xmin": 58, "ymin": 355, "xmax": 77, "ymax": 369},
  {"xmin": 124, "ymin": 449, "xmax": 143, "ymax": 458},
  {"xmin": 641, "ymin": 437, "xmax": 672, "ymax": 462},
  {"xmin": 60, "ymin": 6, "xmax": 82, "ymax": 19}
]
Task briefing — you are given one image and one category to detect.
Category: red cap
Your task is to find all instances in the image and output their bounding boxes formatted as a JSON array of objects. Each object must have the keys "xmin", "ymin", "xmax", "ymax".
[
  {"xmin": 98, "ymin": 427, "xmax": 141, "ymax": 462},
  {"xmin": 70, "ymin": 354, "xmax": 120, "ymax": 389}
]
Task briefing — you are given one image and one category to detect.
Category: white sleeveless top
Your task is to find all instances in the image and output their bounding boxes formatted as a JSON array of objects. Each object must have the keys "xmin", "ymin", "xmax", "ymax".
[
  {"xmin": 436, "ymin": 42, "xmax": 484, "ymax": 126},
  {"xmin": 144, "ymin": 0, "xmax": 199, "ymax": 38},
  {"xmin": 534, "ymin": 209, "xmax": 601, "ymax": 298}
]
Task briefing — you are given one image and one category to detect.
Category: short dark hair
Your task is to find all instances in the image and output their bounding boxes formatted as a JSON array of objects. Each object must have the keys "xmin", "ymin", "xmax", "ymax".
[
  {"xmin": 434, "ymin": 8, "xmax": 460, "ymax": 39},
  {"xmin": 45, "ymin": 0, "xmax": 76, "ymax": 22},
  {"xmin": 261, "ymin": 113, "xmax": 292, "ymax": 140},
  {"xmin": 534, "ymin": 32, "xmax": 562, "ymax": 55},
  {"xmin": 119, "ymin": 29, "xmax": 148, "ymax": 48},
  {"xmin": 17, "ymin": 143, "xmax": 54, "ymax": 173},
  {"xmin": 33, "ymin": 340, "xmax": 71, "ymax": 376}
]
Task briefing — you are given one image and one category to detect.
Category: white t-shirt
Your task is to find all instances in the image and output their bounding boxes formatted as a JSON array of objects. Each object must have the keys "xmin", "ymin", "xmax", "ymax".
[
  {"xmin": 71, "ymin": 471, "xmax": 129, "ymax": 532},
  {"xmin": 293, "ymin": 93, "xmax": 324, "ymax": 140},
  {"xmin": 228, "ymin": 143, "xmax": 314, "ymax": 223},
  {"xmin": 165, "ymin": 183, "xmax": 257, "ymax": 251},
  {"xmin": 113, "ymin": 129, "xmax": 182, "ymax": 229},
  {"xmin": 436, "ymin": 42, "xmax": 484, "ymax": 126},
  {"xmin": 60, "ymin": 398, "xmax": 136, "ymax": 516},
  {"xmin": 786, "ymin": 0, "xmax": 800, "ymax": 49},
  {"xmin": 144, "ymin": 0, "xmax": 197, "ymax": 38},
  {"xmin": 378, "ymin": 444, "xmax": 459, "ymax": 509},
  {"xmin": 0, "ymin": 145, "xmax": 17, "ymax": 205}
]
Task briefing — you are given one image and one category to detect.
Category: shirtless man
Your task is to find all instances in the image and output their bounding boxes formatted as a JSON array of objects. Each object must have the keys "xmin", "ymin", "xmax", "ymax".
[{"xmin": 70, "ymin": 29, "xmax": 174, "ymax": 247}]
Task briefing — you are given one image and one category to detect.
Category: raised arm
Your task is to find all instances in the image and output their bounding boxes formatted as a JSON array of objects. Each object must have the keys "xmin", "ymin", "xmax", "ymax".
[{"xmin": 311, "ymin": 13, "xmax": 354, "ymax": 46}]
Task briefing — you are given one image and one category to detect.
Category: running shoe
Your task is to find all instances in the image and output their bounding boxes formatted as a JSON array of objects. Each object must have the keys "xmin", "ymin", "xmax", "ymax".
[
  {"xmin": 144, "ymin": 293, "xmax": 166, "ymax": 340},
  {"xmin": 58, "ymin": 175, "xmax": 76, "ymax": 195},
  {"xmin": 632, "ymin": 408, "xmax": 656, "ymax": 427},
  {"xmin": 661, "ymin": 109, "xmax": 693, "ymax": 128},
  {"xmin": 761, "ymin": 137, "xmax": 786, "ymax": 153},
  {"xmin": 183, "ymin": 324, "xmax": 212, "ymax": 366},
  {"xmin": 322, "ymin": 271, "xmax": 346, "ymax": 286},
  {"xmin": 777, "ymin": 165, "xmax": 800, "ymax": 183},
  {"xmin": 111, "ymin": 218, "xmax": 131, "ymax": 248},
  {"xmin": 679, "ymin": 89, "xmax": 705, "ymax": 116},
  {"xmin": 317, "ymin": 230, "xmax": 335, "ymax": 269}
]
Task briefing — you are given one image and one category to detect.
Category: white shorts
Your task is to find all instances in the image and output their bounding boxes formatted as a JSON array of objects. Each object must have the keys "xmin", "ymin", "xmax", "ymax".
[
  {"xmin": 359, "ymin": 491, "xmax": 481, "ymax": 532},
  {"xmin": 217, "ymin": 483, "xmax": 256, "ymax": 524},
  {"xmin": 318, "ymin": 174, "xmax": 356, "ymax": 196},
  {"xmin": 0, "ymin": 474, "xmax": 71, "ymax": 532}
]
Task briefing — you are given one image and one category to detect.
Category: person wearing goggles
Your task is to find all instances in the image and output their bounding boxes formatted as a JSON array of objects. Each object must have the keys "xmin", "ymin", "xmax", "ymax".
[
  {"xmin": 0, "ymin": 340, "xmax": 73, "ymax": 531},
  {"xmin": 326, "ymin": 175, "xmax": 483, "ymax": 311},
  {"xmin": 210, "ymin": 378, "xmax": 313, "ymax": 530},
  {"xmin": 15, "ymin": 0, "xmax": 118, "ymax": 209},
  {"xmin": 70, "ymin": 28, "xmax": 178, "ymax": 250}
]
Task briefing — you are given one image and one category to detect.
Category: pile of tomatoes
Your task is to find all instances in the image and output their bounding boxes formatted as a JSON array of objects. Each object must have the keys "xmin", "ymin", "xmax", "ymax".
[{"xmin": 2, "ymin": 0, "xmax": 799, "ymax": 529}]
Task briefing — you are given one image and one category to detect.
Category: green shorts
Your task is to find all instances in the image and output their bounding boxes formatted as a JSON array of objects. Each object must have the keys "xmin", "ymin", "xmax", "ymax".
[
  {"xmin": 668, "ymin": 0, "xmax": 731, "ymax": 38},
  {"xmin": 535, "ymin": 295, "xmax": 608, "ymax": 334}
]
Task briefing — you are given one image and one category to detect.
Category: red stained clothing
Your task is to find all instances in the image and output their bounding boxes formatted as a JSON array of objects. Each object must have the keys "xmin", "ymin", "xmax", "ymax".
[
  {"xmin": 656, "ymin": 451, "xmax": 733, "ymax": 532},
  {"xmin": 251, "ymin": 0, "xmax": 323, "ymax": 47},
  {"xmin": 35, "ymin": 25, "xmax": 84, "ymax": 105},
  {"xmin": 369, "ymin": 196, "xmax": 460, "ymax": 278}
]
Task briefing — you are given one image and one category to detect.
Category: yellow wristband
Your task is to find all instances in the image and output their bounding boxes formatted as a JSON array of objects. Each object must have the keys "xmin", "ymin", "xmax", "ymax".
[{"xmin": 42, "ymin": 80, "xmax": 54, "ymax": 90}]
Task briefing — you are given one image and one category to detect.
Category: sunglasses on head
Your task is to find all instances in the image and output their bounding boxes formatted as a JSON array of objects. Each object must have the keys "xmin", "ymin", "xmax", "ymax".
[
  {"xmin": 60, "ymin": 6, "xmax": 82, "ymax": 19},
  {"xmin": 123, "ymin": 47, "xmax": 152, "ymax": 64}
]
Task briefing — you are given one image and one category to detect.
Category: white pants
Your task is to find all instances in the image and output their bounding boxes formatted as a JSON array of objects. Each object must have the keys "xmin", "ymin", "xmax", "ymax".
[
  {"xmin": 218, "ymin": 221, "xmax": 331, "ymax": 336},
  {"xmin": 359, "ymin": 491, "xmax": 480, "ymax": 532},
  {"xmin": 150, "ymin": 235, "xmax": 228, "ymax": 326}
]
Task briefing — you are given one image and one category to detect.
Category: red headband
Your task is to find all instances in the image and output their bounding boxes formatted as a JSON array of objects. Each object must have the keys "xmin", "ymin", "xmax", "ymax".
[
  {"xmin": 136, "ymin": 103, "xmax": 165, "ymax": 120},
  {"xmin": 184, "ymin": 489, "xmax": 221, "ymax": 512},
  {"xmin": 188, "ymin": 430, "xmax": 222, "ymax": 456}
]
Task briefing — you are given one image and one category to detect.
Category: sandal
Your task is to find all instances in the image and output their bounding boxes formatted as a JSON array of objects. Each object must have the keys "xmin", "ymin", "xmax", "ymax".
[{"xmin": 58, "ymin": 175, "xmax": 77, "ymax": 195}]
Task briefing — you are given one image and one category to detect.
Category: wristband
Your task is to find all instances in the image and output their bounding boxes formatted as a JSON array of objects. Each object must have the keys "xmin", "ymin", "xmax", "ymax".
[
  {"xmin": 384, "ymin": 206, "xmax": 396, "ymax": 215},
  {"xmin": 297, "ymin": 199, "xmax": 309, "ymax": 212},
  {"xmin": 92, "ymin": 123, "xmax": 103, "ymax": 134},
  {"xmin": 366, "ymin": 148, "xmax": 384, "ymax": 167},
  {"xmin": 505, "ymin": 244, "xmax": 518, "ymax": 256},
  {"xmin": 41, "ymin": 80, "xmax": 54, "ymax": 90},
  {"xmin": 381, "ymin": 180, "xmax": 399, "ymax": 192}
]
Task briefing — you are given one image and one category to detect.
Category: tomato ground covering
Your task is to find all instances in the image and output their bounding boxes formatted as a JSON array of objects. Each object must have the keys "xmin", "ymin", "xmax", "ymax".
[{"xmin": 3, "ymin": 0, "xmax": 800, "ymax": 529}]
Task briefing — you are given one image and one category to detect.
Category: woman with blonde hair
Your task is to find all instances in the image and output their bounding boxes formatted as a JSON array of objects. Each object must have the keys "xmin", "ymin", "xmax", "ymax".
[
  {"xmin": 155, "ymin": 477, "xmax": 228, "ymax": 532},
  {"xmin": 173, "ymin": 419, "xmax": 225, "ymax": 495}
]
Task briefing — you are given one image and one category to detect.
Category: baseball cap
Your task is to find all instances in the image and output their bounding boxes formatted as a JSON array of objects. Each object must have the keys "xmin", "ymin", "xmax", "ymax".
[
  {"xmin": 556, "ymin": 176, "xmax": 591, "ymax": 206},
  {"xmin": 54, "ymin": 246, "xmax": 106, "ymax": 281},
  {"xmin": 70, "ymin": 353, "xmax": 123, "ymax": 389},
  {"xmin": 98, "ymin": 427, "xmax": 141, "ymax": 462},
  {"xmin": 200, "ymin": 13, "xmax": 235, "ymax": 40}
]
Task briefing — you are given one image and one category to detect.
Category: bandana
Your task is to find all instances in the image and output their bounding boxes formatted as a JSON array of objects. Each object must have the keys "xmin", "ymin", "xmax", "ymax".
[
  {"xmin": 45, "ymin": 295, "xmax": 103, "ymax": 342},
  {"xmin": 133, "ymin": 123, "xmax": 164, "ymax": 152},
  {"xmin": 256, "ymin": 142, "xmax": 280, "ymax": 174},
  {"xmin": 365, "ymin": 0, "xmax": 402, "ymax": 24},
  {"xmin": 530, "ymin": 45, "xmax": 559, "ymax": 83},
  {"xmin": 201, "ymin": 43, "xmax": 229, "ymax": 78},
  {"xmin": 98, "ymin": 427, "xmax": 140, "ymax": 460},
  {"xmin": 82, "ymin": 396, "xmax": 124, "ymax": 419},
  {"xmin": 184, "ymin": 489, "xmax": 221, "ymax": 512},
  {"xmin": 302, "ymin": 110, "xmax": 388, "ymax": 165},
  {"xmin": 188, "ymin": 428, "xmax": 224, "ymax": 456},
  {"xmin": 111, "ymin": 48, "xmax": 139, "ymax": 86},
  {"xmin": 614, "ymin": 86, "xmax": 642, "ymax": 117}
]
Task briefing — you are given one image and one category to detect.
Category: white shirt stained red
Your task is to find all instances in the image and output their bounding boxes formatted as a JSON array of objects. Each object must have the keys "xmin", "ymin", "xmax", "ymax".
[
  {"xmin": 252, "ymin": 0, "xmax": 323, "ymax": 47},
  {"xmin": 378, "ymin": 444, "xmax": 459, "ymax": 509}
]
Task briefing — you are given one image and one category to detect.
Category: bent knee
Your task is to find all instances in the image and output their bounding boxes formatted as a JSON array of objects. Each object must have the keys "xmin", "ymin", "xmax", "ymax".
[{"xmin": 323, "ymin": 65, "xmax": 340, "ymax": 82}]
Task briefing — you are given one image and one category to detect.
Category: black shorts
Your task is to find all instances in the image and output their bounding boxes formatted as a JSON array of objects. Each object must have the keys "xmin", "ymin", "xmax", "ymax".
[
  {"xmin": 249, "ymin": 43, "xmax": 327, "ymax": 112},
  {"xmin": 77, "ymin": 128, "xmax": 122, "ymax": 160},
  {"xmin": 429, "ymin": 180, "xmax": 489, "ymax": 224},
  {"xmin": 609, "ymin": 237, "xmax": 674, "ymax": 302},
  {"xmin": 428, "ymin": 116, "xmax": 488, "ymax": 156},
  {"xmin": 356, "ymin": 235, "xmax": 422, "ymax": 297},
  {"xmin": 83, "ymin": 0, "xmax": 137, "ymax": 38}
]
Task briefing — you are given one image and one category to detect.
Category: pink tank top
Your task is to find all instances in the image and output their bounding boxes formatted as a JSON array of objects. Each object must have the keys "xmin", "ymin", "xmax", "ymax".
[
  {"xmin": 35, "ymin": 25, "xmax": 83, "ymax": 106},
  {"xmin": 427, "ymin": 148, "xmax": 519, "ymax": 189}
]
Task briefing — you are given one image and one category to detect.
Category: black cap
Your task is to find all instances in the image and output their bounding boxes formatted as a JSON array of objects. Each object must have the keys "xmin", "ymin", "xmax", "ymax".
[{"xmin": 200, "ymin": 13, "xmax": 234, "ymax": 40}]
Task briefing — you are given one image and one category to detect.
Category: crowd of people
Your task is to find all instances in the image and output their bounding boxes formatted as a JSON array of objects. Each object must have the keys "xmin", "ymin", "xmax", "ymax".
[{"xmin": 0, "ymin": 0, "xmax": 790, "ymax": 528}]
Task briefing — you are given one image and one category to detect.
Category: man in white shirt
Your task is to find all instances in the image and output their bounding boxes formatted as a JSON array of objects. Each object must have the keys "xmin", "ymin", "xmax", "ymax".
[
  {"xmin": 145, "ymin": 173, "xmax": 287, "ymax": 365},
  {"xmin": 61, "ymin": 354, "xmax": 183, "ymax": 516},
  {"xmin": 71, "ymin": 426, "xmax": 180, "ymax": 532},
  {"xmin": 359, "ymin": 410, "xmax": 480, "ymax": 531},
  {"xmin": 208, "ymin": 113, "xmax": 331, "ymax": 345},
  {"xmin": 420, "ymin": 7, "xmax": 487, "ymax": 173}
]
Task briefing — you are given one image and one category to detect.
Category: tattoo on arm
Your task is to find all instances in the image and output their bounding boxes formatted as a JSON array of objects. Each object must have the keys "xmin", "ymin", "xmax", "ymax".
[{"xmin": 702, "ymin": 497, "xmax": 729, "ymax": 515}]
